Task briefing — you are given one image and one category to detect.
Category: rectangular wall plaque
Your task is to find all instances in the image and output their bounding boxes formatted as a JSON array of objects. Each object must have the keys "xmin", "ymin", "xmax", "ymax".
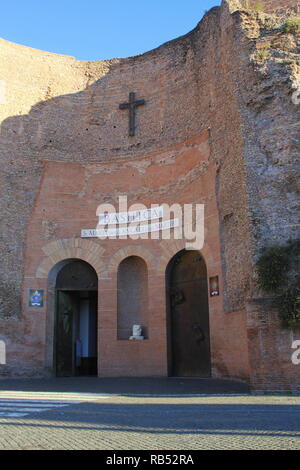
[
  {"xmin": 209, "ymin": 276, "xmax": 219, "ymax": 297},
  {"xmin": 82, "ymin": 218, "xmax": 179, "ymax": 238},
  {"xmin": 29, "ymin": 289, "xmax": 44, "ymax": 307}
]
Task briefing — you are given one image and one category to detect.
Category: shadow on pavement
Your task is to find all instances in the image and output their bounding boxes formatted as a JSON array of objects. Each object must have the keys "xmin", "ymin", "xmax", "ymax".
[{"xmin": 0, "ymin": 376, "xmax": 251, "ymax": 396}]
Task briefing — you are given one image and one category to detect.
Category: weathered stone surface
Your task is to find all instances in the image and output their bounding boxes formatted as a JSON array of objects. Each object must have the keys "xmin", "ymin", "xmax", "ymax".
[{"xmin": 248, "ymin": 0, "xmax": 300, "ymax": 16}]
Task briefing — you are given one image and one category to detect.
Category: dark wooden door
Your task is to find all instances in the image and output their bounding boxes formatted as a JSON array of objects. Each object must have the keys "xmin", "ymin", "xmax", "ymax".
[
  {"xmin": 169, "ymin": 251, "xmax": 211, "ymax": 377},
  {"xmin": 55, "ymin": 291, "xmax": 76, "ymax": 377}
]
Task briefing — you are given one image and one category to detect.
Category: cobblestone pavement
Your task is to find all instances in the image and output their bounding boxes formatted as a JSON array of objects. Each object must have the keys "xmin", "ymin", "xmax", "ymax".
[{"xmin": 0, "ymin": 378, "xmax": 299, "ymax": 450}]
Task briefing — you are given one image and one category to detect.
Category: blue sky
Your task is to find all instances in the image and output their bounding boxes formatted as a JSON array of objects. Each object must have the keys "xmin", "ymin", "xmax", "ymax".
[{"xmin": 1, "ymin": 1, "xmax": 221, "ymax": 61}]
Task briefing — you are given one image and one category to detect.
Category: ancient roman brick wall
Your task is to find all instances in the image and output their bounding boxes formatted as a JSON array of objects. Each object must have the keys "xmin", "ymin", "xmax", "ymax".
[
  {"xmin": 0, "ymin": 2, "xmax": 253, "ymax": 321},
  {"xmin": 0, "ymin": 0, "xmax": 299, "ymax": 389},
  {"xmin": 225, "ymin": 1, "xmax": 300, "ymax": 390}
]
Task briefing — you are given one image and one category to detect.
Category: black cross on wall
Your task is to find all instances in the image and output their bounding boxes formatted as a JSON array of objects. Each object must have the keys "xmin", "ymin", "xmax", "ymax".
[{"xmin": 119, "ymin": 92, "xmax": 146, "ymax": 137}]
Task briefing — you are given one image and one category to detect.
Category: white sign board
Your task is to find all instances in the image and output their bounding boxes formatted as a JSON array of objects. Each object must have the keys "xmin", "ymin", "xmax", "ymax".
[
  {"xmin": 98, "ymin": 205, "xmax": 164, "ymax": 225},
  {"xmin": 81, "ymin": 218, "xmax": 179, "ymax": 238}
]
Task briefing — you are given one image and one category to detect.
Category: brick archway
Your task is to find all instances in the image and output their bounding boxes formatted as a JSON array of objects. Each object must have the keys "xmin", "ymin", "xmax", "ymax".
[
  {"xmin": 36, "ymin": 238, "xmax": 106, "ymax": 279},
  {"xmin": 108, "ymin": 245, "xmax": 157, "ymax": 275}
]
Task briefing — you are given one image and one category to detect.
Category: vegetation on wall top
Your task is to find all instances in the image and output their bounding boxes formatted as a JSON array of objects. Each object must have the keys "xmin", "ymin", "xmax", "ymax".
[{"xmin": 241, "ymin": 0, "xmax": 265, "ymax": 12}]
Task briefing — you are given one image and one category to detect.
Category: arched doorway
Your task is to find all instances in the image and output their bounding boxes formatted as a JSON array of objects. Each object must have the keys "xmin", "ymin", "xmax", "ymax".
[
  {"xmin": 166, "ymin": 250, "xmax": 211, "ymax": 377},
  {"xmin": 54, "ymin": 259, "xmax": 98, "ymax": 377}
]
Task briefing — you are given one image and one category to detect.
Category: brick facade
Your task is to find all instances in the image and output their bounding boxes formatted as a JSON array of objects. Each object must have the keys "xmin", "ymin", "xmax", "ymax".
[{"xmin": 0, "ymin": 0, "xmax": 299, "ymax": 391}]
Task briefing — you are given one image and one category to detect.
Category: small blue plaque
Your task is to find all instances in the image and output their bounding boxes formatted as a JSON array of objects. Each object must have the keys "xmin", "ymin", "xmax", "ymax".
[{"xmin": 29, "ymin": 289, "xmax": 44, "ymax": 307}]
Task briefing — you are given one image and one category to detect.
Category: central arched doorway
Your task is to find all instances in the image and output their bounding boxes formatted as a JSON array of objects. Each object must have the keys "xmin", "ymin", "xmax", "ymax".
[
  {"xmin": 54, "ymin": 259, "xmax": 98, "ymax": 377},
  {"xmin": 166, "ymin": 250, "xmax": 211, "ymax": 377}
]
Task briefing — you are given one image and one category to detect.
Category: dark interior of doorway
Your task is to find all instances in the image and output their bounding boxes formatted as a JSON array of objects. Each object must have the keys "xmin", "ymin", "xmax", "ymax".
[{"xmin": 55, "ymin": 289, "xmax": 97, "ymax": 377}]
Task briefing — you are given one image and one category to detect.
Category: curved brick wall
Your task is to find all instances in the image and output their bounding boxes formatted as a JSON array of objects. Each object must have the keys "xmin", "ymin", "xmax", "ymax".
[{"xmin": 0, "ymin": 2, "xmax": 252, "ymax": 317}]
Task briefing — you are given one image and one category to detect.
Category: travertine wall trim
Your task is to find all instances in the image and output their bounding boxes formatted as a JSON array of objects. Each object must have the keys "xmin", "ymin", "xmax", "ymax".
[{"xmin": 36, "ymin": 238, "xmax": 106, "ymax": 279}]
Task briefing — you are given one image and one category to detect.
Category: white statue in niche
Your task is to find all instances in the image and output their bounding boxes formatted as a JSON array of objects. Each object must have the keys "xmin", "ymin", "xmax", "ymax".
[{"xmin": 129, "ymin": 324, "xmax": 144, "ymax": 340}]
